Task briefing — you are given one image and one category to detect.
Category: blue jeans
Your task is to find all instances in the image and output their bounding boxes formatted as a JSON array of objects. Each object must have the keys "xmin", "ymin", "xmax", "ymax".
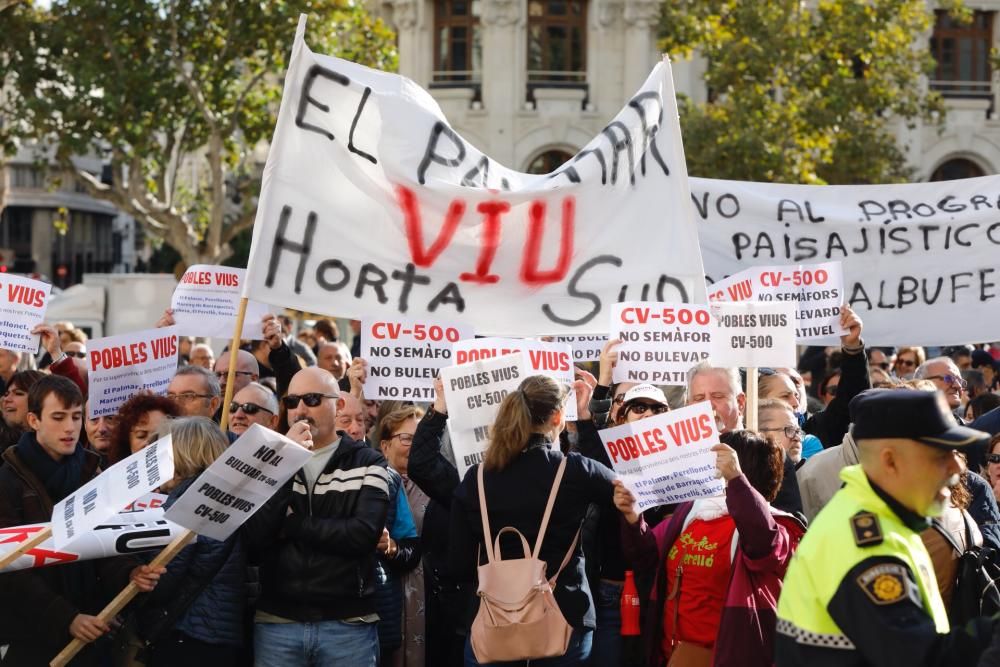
[
  {"xmin": 254, "ymin": 620, "xmax": 379, "ymax": 667},
  {"xmin": 463, "ymin": 628, "xmax": 593, "ymax": 666},
  {"xmin": 589, "ymin": 580, "xmax": 623, "ymax": 666}
]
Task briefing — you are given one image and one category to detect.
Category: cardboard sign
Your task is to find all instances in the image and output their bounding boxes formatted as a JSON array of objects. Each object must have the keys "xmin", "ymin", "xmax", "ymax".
[
  {"xmin": 548, "ymin": 334, "xmax": 608, "ymax": 363},
  {"xmin": 88, "ymin": 326, "xmax": 179, "ymax": 418},
  {"xmin": 709, "ymin": 302, "xmax": 797, "ymax": 368},
  {"xmin": 440, "ymin": 353, "xmax": 527, "ymax": 477},
  {"xmin": 52, "ymin": 436, "xmax": 175, "ymax": 548},
  {"xmin": 599, "ymin": 401, "xmax": 724, "ymax": 511},
  {"xmin": 693, "ymin": 176, "xmax": 1000, "ymax": 346},
  {"xmin": 0, "ymin": 506, "xmax": 181, "ymax": 573},
  {"xmin": 360, "ymin": 316, "xmax": 474, "ymax": 401},
  {"xmin": 609, "ymin": 302, "xmax": 712, "ymax": 385},
  {"xmin": 164, "ymin": 424, "xmax": 311, "ymax": 541},
  {"xmin": 707, "ymin": 261, "xmax": 847, "ymax": 340},
  {"xmin": 0, "ymin": 274, "xmax": 51, "ymax": 353},
  {"xmin": 242, "ymin": 20, "xmax": 707, "ymax": 336},
  {"xmin": 170, "ymin": 265, "xmax": 270, "ymax": 339},
  {"xmin": 453, "ymin": 337, "xmax": 578, "ymax": 420}
]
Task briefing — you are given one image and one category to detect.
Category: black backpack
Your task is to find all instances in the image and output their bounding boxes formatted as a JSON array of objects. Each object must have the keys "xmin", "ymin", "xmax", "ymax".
[{"xmin": 931, "ymin": 512, "xmax": 1000, "ymax": 625}]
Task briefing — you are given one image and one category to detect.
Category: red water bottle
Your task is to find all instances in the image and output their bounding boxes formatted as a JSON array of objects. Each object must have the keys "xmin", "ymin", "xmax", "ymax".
[{"xmin": 621, "ymin": 570, "xmax": 640, "ymax": 636}]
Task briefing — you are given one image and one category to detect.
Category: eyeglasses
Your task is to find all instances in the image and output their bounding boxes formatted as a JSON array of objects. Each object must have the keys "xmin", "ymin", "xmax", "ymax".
[
  {"xmin": 875, "ymin": 362, "xmax": 890, "ymax": 370},
  {"xmin": 167, "ymin": 392, "xmax": 215, "ymax": 403},
  {"xmin": 230, "ymin": 402, "xmax": 273, "ymax": 416},
  {"xmin": 283, "ymin": 393, "xmax": 338, "ymax": 409},
  {"xmin": 64, "ymin": 351, "xmax": 87, "ymax": 359},
  {"xmin": 758, "ymin": 368, "xmax": 777, "ymax": 376},
  {"xmin": 897, "ymin": 358, "xmax": 917, "ymax": 368},
  {"xmin": 215, "ymin": 371, "xmax": 256, "ymax": 380},
  {"xmin": 925, "ymin": 374, "xmax": 968, "ymax": 390},
  {"xmin": 388, "ymin": 433, "xmax": 414, "ymax": 445},
  {"xmin": 988, "ymin": 454, "xmax": 1000, "ymax": 464},
  {"xmin": 760, "ymin": 426, "xmax": 804, "ymax": 439},
  {"xmin": 626, "ymin": 403, "xmax": 668, "ymax": 416}
]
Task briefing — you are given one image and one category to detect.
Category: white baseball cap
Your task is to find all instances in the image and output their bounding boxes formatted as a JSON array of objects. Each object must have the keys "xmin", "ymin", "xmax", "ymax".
[{"xmin": 622, "ymin": 383, "xmax": 668, "ymax": 406}]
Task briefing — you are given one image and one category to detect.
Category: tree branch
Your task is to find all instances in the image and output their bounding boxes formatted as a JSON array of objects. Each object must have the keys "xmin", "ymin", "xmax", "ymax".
[{"xmin": 168, "ymin": 0, "xmax": 218, "ymax": 129}]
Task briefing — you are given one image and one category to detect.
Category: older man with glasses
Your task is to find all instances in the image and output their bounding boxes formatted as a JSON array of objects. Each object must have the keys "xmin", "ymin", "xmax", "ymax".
[
  {"xmin": 166, "ymin": 365, "xmax": 222, "ymax": 418},
  {"xmin": 229, "ymin": 382, "xmax": 279, "ymax": 435},
  {"xmin": 213, "ymin": 349, "xmax": 260, "ymax": 401},
  {"xmin": 915, "ymin": 356, "xmax": 967, "ymax": 418}
]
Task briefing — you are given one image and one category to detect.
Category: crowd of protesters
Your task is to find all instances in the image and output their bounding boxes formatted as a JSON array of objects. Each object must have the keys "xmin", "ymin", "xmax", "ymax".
[{"xmin": 2, "ymin": 306, "xmax": 1000, "ymax": 667}]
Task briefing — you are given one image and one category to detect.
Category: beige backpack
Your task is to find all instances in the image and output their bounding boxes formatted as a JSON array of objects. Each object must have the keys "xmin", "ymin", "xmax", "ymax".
[{"xmin": 470, "ymin": 457, "xmax": 578, "ymax": 663}]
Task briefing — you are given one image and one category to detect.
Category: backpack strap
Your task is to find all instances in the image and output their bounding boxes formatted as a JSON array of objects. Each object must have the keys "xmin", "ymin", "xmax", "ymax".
[
  {"xmin": 477, "ymin": 463, "xmax": 496, "ymax": 563},
  {"xmin": 532, "ymin": 457, "xmax": 569, "ymax": 560}
]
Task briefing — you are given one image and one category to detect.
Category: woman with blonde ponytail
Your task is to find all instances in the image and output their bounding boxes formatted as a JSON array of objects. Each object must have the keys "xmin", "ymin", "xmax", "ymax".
[{"xmin": 449, "ymin": 375, "xmax": 617, "ymax": 666}]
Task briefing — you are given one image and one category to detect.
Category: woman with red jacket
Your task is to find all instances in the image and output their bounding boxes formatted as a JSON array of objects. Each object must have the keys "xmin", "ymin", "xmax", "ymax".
[{"xmin": 615, "ymin": 430, "xmax": 806, "ymax": 667}]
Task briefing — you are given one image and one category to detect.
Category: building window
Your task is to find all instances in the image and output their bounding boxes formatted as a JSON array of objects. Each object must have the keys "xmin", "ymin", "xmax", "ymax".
[
  {"xmin": 10, "ymin": 166, "xmax": 44, "ymax": 189},
  {"xmin": 930, "ymin": 10, "xmax": 993, "ymax": 97},
  {"xmin": 526, "ymin": 149, "xmax": 574, "ymax": 175},
  {"xmin": 930, "ymin": 158, "xmax": 986, "ymax": 181},
  {"xmin": 433, "ymin": 0, "xmax": 482, "ymax": 84},
  {"xmin": 527, "ymin": 0, "xmax": 587, "ymax": 85}
]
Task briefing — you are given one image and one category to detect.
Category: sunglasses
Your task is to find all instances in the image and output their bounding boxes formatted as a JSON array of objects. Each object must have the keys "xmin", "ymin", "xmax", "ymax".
[
  {"xmin": 897, "ymin": 359, "xmax": 917, "ymax": 367},
  {"xmin": 626, "ymin": 402, "xmax": 668, "ymax": 416},
  {"xmin": 282, "ymin": 392, "xmax": 338, "ymax": 409},
  {"xmin": 875, "ymin": 362, "xmax": 890, "ymax": 370},
  {"xmin": 230, "ymin": 401, "xmax": 273, "ymax": 416},
  {"xmin": 926, "ymin": 374, "xmax": 968, "ymax": 390},
  {"xmin": 215, "ymin": 370, "xmax": 257, "ymax": 380},
  {"xmin": 64, "ymin": 350, "xmax": 87, "ymax": 359},
  {"xmin": 988, "ymin": 454, "xmax": 1000, "ymax": 464}
]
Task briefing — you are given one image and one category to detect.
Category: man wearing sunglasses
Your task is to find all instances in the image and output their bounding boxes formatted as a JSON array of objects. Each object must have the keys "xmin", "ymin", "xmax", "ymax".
[
  {"xmin": 229, "ymin": 382, "xmax": 279, "ymax": 435},
  {"xmin": 247, "ymin": 367, "xmax": 390, "ymax": 667},
  {"xmin": 914, "ymin": 357, "xmax": 966, "ymax": 419}
]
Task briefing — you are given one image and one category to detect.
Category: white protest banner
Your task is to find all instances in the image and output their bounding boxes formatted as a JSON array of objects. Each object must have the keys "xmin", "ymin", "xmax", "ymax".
[
  {"xmin": 707, "ymin": 261, "xmax": 847, "ymax": 341},
  {"xmin": 0, "ymin": 273, "xmax": 51, "ymax": 353},
  {"xmin": 453, "ymin": 337, "xmax": 578, "ymax": 420},
  {"xmin": 599, "ymin": 401, "xmax": 723, "ymax": 511},
  {"xmin": 440, "ymin": 353, "xmax": 527, "ymax": 477},
  {"xmin": 709, "ymin": 301, "xmax": 797, "ymax": 369},
  {"xmin": 242, "ymin": 19, "xmax": 706, "ymax": 337},
  {"xmin": 608, "ymin": 302, "xmax": 712, "ymax": 385},
  {"xmin": 0, "ymin": 505, "xmax": 180, "ymax": 573},
  {"xmin": 88, "ymin": 326, "xmax": 179, "ymax": 418},
  {"xmin": 164, "ymin": 424, "xmax": 311, "ymax": 541},
  {"xmin": 52, "ymin": 435, "xmax": 175, "ymax": 548},
  {"xmin": 693, "ymin": 175, "xmax": 1000, "ymax": 346},
  {"xmin": 360, "ymin": 316, "xmax": 474, "ymax": 401},
  {"xmin": 548, "ymin": 335, "xmax": 609, "ymax": 363},
  {"xmin": 170, "ymin": 265, "xmax": 270, "ymax": 339}
]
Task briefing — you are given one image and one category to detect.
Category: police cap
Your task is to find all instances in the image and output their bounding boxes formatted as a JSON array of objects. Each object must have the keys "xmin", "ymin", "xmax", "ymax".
[{"xmin": 849, "ymin": 389, "xmax": 989, "ymax": 450}]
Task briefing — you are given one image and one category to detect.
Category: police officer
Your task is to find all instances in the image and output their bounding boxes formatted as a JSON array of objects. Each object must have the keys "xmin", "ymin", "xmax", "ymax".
[{"xmin": 776, "ymin": 389, "xmax": 998, "ymax": 666}]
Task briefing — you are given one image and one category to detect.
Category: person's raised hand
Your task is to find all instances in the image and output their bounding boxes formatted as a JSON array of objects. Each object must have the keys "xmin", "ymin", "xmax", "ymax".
[
  {"xmin": 613, "ymin": 479, "xmax": 639, "ymax": 525},
  {"xmin": 433, "ymin": 376, "xmax": 448, "ymax": 415},
  {"xmin": 574, "ymin": 376, "xmax": 594, "ymax": 422},
  {"xmin": 130, "ymin": 564, "xmax": 166, "ymax": 592},
  {"xmin": 711, "ymin": 443, "xmax": 742, "ymax": 482},
  {"xmin": 598, "ymin": 338, "xmax": 622, "ymax": 386},
  {"xmin": 31, "ymin": 323, "xmax": 62, "ymax": 358},
  {"xmin": 348, "ymin": 358, "xmax": 368, "ymax": 398},
  {"xmin": 839, "ymin": 304, "xmax": 863, "ymax": 349},
  {"xmin": 262, "ymin": 314, "xmax": 283, "ymax": 351},
  {"xmin": 155, "ymin": 309, "xmax": 175, "ymax": 329},
  {"xmin": 69, "ymin": 614, "xmax": 110, "ymax": 643}
]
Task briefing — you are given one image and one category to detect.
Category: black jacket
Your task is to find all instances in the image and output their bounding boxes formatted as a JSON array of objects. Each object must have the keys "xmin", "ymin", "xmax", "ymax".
[
  {"xmin": 449, "ymin": 437, "xmax": 615, "ymax": 629},
  {"xmin": 245, "ymin": 434, "xmax": 390, "ymax": 621},
  {"xmin": 806, "ymin": 348, "xmax": 870, "ymax": 448},
  {"xmin": 139, "ymin": 477, "xmax": 247, "ymax": 647}
]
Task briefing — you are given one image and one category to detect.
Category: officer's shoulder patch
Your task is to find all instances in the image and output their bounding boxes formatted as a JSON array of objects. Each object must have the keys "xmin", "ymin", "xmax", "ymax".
[
  {"xmin": 850, "ymin": 511, "xmax": 882, "ymax": 547},
  {"xmin": 856, "ymin": 562, "xmax": 916, "ymax": 606}
]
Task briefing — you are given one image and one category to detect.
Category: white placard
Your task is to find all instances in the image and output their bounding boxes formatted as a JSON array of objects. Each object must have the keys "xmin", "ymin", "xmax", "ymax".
[
  {"xmin": 242, "ymin": 22, "xmax": 707, "ymax": 336},
  {"xmin": 693, "ymin": 176, "xmax": 1000, "ymax": 346},
  {"xmin": 360, "ymin": 316, "xmax": 474, "ymax": 401},
  {"xmin": 52, "ymin": 436, "xmax": 175, "ymax": 548},
  {"xmin": 707, "ymin": 261, "xmax": 847, "ymax": 340},
  {"xmin": 608, "ymin": 302, "xmax": 712, "ymax": 385},
  {"xmin": 170, "ymin": 265, "xmax": 270, "ymax": 339},
  {"xmin": 88, "ymin": 326, "xmax": 179, "ymax": 418},
  {"xmin": 453, "ymin": 337, "xmax": 578, "ymax": 420},
  {"xmin": 440, "ymin": 353, "xmax": 528, "ymax": 477},
  {"xmin": 0, "ymin": 505, "xmax": 181, "ymax": 573},
  {"xmin": 164, "ymin": 424, "xmax": 311, "ymax": 541},
  {"xmin": 599, "ymin": 401, "xmax": 724, "ymax": 511},
  {"xmin": 548, "ymin": 335, "xmax": 608, "ymax": 363},
  {"xmin": 709, "ymin": 302, "xmax": 797, "ymax": 368},
  {"xmin": 0, "ymin": 274, "xmax": 51, "ymax": 353}
]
